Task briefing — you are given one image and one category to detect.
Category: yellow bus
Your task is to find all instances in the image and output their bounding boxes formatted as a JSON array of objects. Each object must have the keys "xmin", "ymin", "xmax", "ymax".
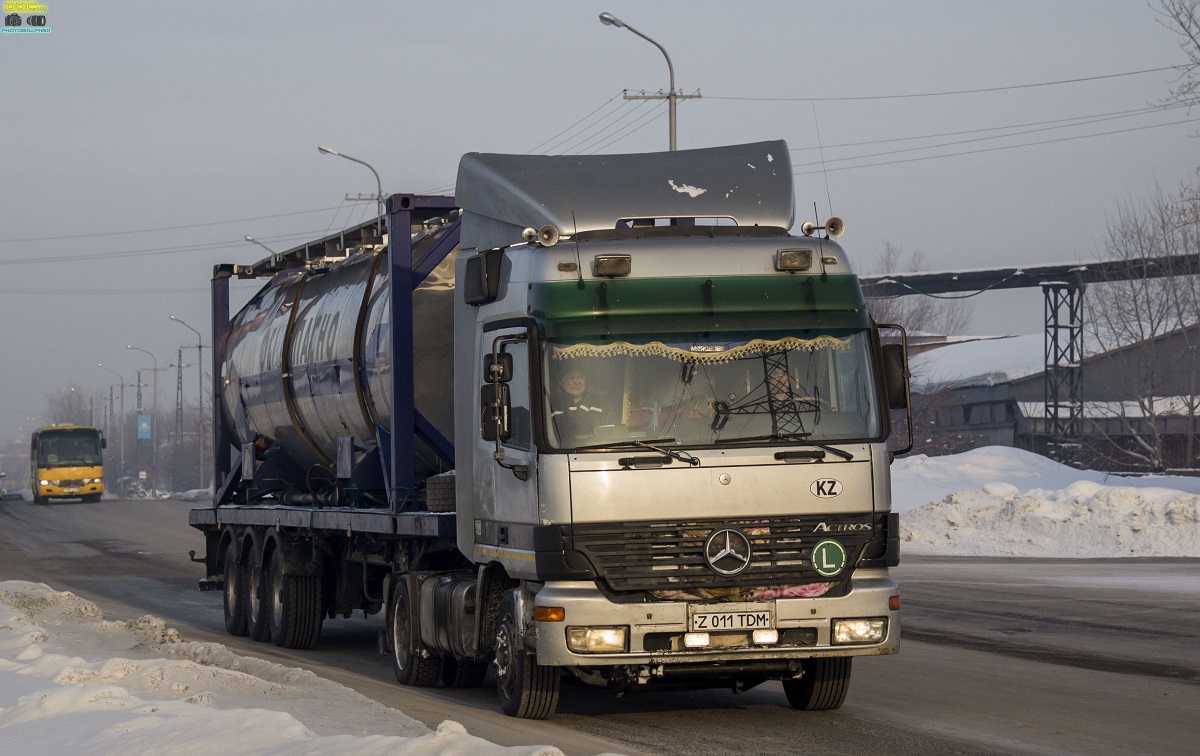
[{"xmin": 31, "ymin": 425, "xmax": 106, "ymax": 504}]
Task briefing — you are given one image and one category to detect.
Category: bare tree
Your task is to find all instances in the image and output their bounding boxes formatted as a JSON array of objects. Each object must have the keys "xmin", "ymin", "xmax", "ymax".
[
  {"xmin": 1084, "ymin": 182, "xmax": 1200, "ymax": 470},
  {"xmin": 1156, "ymin": 0, "xmax": 1200, "ymax": 108},
  {"xmin": 44, "ymin": 387, "xmax": 94, "ymax": 427},
  {"xmin": 865, "ymin": 242, "xmax": 973, "ymax": 336}
]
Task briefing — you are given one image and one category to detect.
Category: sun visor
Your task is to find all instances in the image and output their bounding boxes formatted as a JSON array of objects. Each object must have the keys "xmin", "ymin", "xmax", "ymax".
[{"xmin": 455, "ymin": 141, "xmax": 794, "ymax": 252}]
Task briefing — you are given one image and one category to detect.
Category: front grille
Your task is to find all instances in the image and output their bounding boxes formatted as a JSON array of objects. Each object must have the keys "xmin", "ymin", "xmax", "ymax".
[{"xmin": 568, "ymin": 514, "xmax": 880, "ymax": 592}]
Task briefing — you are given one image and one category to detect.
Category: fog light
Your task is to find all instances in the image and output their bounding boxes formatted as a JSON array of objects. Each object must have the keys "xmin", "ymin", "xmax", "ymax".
[
  {"xmin": 683, "ymin": 632, "xmax": 710, "ymax": 648},
  {"xmin": 752, "ymin": 629, "xmax": 779, "ymax": 645},
  {"xmin": 832, "ymin": 618, "xmax": 887, "ymax": 644},
  {"xmin": 566, "ymin": 626, "xmax": 627, "ymax": 653}
]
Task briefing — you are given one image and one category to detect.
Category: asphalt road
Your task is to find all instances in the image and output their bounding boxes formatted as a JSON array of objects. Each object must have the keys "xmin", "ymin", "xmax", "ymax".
[{"xmin": 0, "ymin": 495, "xmax": 1196, "ymax": 755}]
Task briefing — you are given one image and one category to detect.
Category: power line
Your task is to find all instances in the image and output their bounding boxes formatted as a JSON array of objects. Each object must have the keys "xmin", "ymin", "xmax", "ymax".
[
  {"xmin": 791, "ymin": 104, "xmax": 1191, "ymax": 168},
  {"xmin": 587, "ymin": 103, "xmax": 669, "ymax": 154},
  {"xmin": 793, "ymin": 116, "xmax": 1200, "ymax": 175},
  {"xmin": 0, "ymin": 230, "xmax": 324, "ymax": 266},
  {"xmin": 789, "ymin": 104, "xmax": 1182, "ymax": 152},
  {"xmin": 0, "ymin": 206, "xmax": 344, "ymax": 244},
  {"xmin": 561, "ymin": 99, "xmax": 656, "ymax": 154},
  {"xmin": 525, "ymin": 92, "xmax": 625, "ymax": 154},
  {"xmin": 549, "ymin": 98, "xmax": 648, "ymax": 154},
  {"xmin": 707, "ymin": 65, "xmax": 1183, "ymax": 102}
]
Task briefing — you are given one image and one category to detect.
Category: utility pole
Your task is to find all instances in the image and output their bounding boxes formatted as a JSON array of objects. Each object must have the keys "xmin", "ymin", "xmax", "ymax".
[{"xmin": 175, "ymin": 348, "xmax": 184, "ymax": 448}]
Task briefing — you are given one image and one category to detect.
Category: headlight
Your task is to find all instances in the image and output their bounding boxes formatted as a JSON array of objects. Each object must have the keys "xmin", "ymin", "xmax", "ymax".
[
  {"xmin": 39, "ymin": 480, "xmax": 50, "ymax": 486},
  {"xmin": 566, "ymin": 626, "xmax": 627, "ymax": 653},
  {"xmin": 832, "ymin": 618, "xmax": 887, "ymax": 644}
]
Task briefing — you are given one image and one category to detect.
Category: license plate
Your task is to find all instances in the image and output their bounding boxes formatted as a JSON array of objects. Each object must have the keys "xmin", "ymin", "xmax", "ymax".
[
  {"xmin": 689, "ymin": 602, "xmax": 774, "ymax": 632},
  {"xmin": 62, "ymin": 488, "xmax": 79, "ymax": 493}
]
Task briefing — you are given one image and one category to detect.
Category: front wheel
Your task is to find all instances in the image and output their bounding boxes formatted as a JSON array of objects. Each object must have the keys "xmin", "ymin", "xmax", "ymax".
[
  {"xmin": 782, "ymin": 657, "xmax": 852, "ymax": 711},
  {"xmin": 494, "ymin": 590, "xmax": 559, "ymax": 719}
]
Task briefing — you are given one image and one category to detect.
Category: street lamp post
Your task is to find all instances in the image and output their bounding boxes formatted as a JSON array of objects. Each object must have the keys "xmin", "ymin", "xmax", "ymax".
[
  {"xmin": 317, "ymin": 146, "xmax": 385, "ymax": 236},
  {"xmin": 599, "ymin": 11, "xmax": 686, "ymax": 151},
  {"xmin": 244, "ymin": 235, "xmax": 280, "ymax": 263},
  {"xmin": 170, "ymin": 315, "xmax": 208, "ymax": 490},
  {"xmin": 97, "ymin": 363, "xmax": 127, "ymax": 481},
  {"xmin": 126, "ymin": 345, "xmax": 159, "ymax": 495}
]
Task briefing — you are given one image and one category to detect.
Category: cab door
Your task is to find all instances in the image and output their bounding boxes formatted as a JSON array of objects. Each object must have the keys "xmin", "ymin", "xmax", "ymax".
[{"xmin": 474, "ymin": 328, "xmax": 538, "ymax": 573}]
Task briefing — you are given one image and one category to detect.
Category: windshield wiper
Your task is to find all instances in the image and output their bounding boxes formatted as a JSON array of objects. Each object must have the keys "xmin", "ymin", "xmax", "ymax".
[
  {"xmin": 714, "ymin": 433, "xmax": 853, "ymax": 460},
  {"xmin": 574, "ymin": 438, "xmax": 700, "ymax": 467}
]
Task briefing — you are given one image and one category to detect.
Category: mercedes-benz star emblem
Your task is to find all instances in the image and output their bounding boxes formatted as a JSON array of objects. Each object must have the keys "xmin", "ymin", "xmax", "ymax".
[{"xmin": 703, "ymin": 528, "xmax": 752, "ymax": 576}]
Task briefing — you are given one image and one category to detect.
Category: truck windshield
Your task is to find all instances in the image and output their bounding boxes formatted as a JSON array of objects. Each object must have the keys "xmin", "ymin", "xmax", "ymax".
[
  {"xmin": 543, "ymin": 329, "xmax": 881, "ymax": 449},
  {"xmin": 36, "ymin": 430, "xmax": 103, "ymax": 468}
]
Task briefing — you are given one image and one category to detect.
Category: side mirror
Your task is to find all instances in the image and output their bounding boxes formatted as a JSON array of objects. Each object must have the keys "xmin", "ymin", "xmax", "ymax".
[
  {"xmin": 100, "ymin": 436, "xmax": 108, "ymax": 450},
  {"xmin": 881, "ymin": 343, "xmax": 909, "ymax": 409}
]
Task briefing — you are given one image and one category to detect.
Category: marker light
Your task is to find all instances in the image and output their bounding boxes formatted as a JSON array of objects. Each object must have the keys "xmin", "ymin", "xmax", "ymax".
[{"xmin": 534, "ymin": 606, "xmax": 565, "ymax": 622}]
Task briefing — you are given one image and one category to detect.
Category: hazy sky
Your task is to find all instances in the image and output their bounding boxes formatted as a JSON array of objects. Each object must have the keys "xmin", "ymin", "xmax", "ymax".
[{"xmin": 2, "ymin": 0, "xmax": 1196, "ymax": 446}]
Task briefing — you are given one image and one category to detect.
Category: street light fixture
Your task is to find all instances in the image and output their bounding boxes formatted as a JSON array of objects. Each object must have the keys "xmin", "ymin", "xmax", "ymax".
[
  {"xmin": 170, "ymin": 314, "xmax": 207, "ymax": 490},
  {"xmin": 317, "ymin": 145, "xmax": 385, "ymax": 236},
  {"xmin": 244, "ymin": 235, "xmax": 280, "ymax": 263},
  {"xmin": 126, "ymin": 344, "xmax": 160, "ymax": 495},
  {"xmin": 599, "ymin": 11, "xmax": 680, "ymax": 151}
]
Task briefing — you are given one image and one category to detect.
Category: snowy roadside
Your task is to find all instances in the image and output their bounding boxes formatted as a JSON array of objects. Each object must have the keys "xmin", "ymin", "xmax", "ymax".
[
  {"xmin": 0, "ymin": 581, "xmax": 564, "ymax": 755},
  {"xmin": 894, "ymin": 447, "xmax": 1200, "ymax": 557}
]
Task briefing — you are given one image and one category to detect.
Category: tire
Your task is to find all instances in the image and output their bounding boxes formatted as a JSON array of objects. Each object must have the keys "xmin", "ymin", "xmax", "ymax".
[
  {"xmin": 390, "ymin": 578, "xmax": 442, "ymax": 686},
  {"xmin": 782, "ymin": 657, "xmax": 852, "ymax": 711},
  {"xmin": 83, "ymin": 494, "xmax": 101, "ymax": 503},
  {"xmin": 442, "ymin": 656, "xmax": 490, "ymax": 688},
  {"xmin": 222, "ymin": 543, "xmax": 248, "ymax": 637},
  {"xmin": 266, "ymin": 546, "xmax": 323, "ymax": 649},
  {"xmin": 244, "ymin": 537, "xmax": 271, "ymax": 642},
  {"xmin": 494, "ymin": 590, "xmax": 559, "ymax": 719}
]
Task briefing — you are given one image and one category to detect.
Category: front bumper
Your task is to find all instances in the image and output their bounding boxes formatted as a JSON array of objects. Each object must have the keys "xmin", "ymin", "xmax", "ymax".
[
  {"xmin": 533, "ymin": 569, "xmax": 899, "ymax": 667},
  {"xmin": 37, "ymin": 482, "xmax": 103, "ymax": 498}
]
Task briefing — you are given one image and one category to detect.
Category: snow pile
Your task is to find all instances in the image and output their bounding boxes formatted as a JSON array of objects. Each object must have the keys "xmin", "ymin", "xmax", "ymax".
[
  {"xmin": 894, "ymin": 447, "xmax": 1200, "ymax": 557},
  {"xmin": 0, "ymin": 581, "xmax": 562, "ymax": 756}
]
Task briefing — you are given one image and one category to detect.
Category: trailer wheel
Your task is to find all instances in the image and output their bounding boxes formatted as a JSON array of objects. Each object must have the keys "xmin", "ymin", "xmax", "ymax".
[
  {"xmin": 442, "ymin": 656, "xmax": 490, "ymax": 688},
  {"xmin": 222, "ymin": 543, "xmax": 248, "ymax": 636},
  {"xmin": 390, "ymin": 579, "xmax": 442, "ymax": 686},
  {"xmin": 266, "ymin": 547, "xmax": 323, "ymax": 649},
  {"xmin": 244, "ymin": 536, "xmax": 271, "ymax": 642},
  {"xmin": 494, "ymin": 590, "xmax": 559, "ymax": 719},
  {"xmin": 782, "ymin": 657, "xmax": 852, "ymax": 711}
]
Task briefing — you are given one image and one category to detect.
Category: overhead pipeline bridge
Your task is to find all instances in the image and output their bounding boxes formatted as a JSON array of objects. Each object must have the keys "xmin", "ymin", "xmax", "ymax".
[{"xmin": 860, "ymin": 253, "xmax": 1200, "ymax": 436}]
